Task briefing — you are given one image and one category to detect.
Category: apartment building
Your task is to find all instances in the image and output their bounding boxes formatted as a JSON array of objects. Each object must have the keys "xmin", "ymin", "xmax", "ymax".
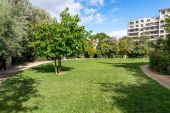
[{"xmin": 127, "ymin": 8, "xmax": 170, "ymax": 39}]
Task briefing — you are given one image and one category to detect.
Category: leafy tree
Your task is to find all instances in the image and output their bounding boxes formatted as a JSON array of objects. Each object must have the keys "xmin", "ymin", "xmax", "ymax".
[
  {"xmin": 93, "ymin": 32, "xmax": 110, "ymax": 41},
  {"xmin": 18, "ymin": 7, "xmax": 52, "ymax": 63},
  {"xmin": 84, "ymin": 40, "xmax": 96, "ymax": 58},
  {"xmin": 118, "ymin": 37, "xmax": 132, "ymax": 58},
  {"xmin": 130, "ymin": 36, "xmax": 151, "ymax": 57},
  {"xmin": 0, "ymin": 0, "xmax": 31, "ymax": 64},
  {"xmin": 31, "ymin": 8, "xmax": 88, "ymax": 75},
  {"xmin": 28, "ymin": 7, "xmax": 51, "ymax": 24},
  {"xmin": 165, "ymin": 18, "xmax": 170, "ymax": 52},
  {"xmin": 97, "ymin": 38, "xmax": 118, "ymax": 58}
]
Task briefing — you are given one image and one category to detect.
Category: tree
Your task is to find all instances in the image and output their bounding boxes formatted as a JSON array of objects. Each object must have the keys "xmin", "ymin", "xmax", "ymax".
[
  {"xmin": 165, "ymin": 18, "xmax": 170, "ymax": 52},
  {"xmin": 13, "ymin": 7, "xmax": 52, "ymax": 64},
  {"xmin": 118, "ymin": 37, "xmax": 132, "ymax": 58},
  {"xmin": 0, "ymin": 0, "xmax": 31, "ymax": 63},
  {"xmin": 93, "ymin": 32, "xmax": 110, "ymax": 41},
  {"xmin": 31, "ymin": 8, "xmax": 88, "ymax": 75},
  {"xmin": 130, "ymin": 36, "xmax": 151, "ymax": 57},
  {"xmin": 96, "ymin": 38, "xmax": 118, "ymax": 58},
  {"xmin": 84, "ymin": 40, "xmax": 96, "ymax": 58}
]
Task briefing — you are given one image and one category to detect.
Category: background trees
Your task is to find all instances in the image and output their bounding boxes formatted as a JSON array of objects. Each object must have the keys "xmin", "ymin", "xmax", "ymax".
[
  {"xmin": 0, "ymin": 0, "xmax": 28, "ymax": 57},
  {"xmin": 118, "ymin": 37, "xmax": 132, "ymax": 58},
  {"xmin": 31, "ymin": 8, "xmax": 88, "ymax": 74},
  {"xmin": 149, "ymin": 18, "xmax": 170, "ymax": 74},
  {"xmin": 0, "ymin": 0, "xmax": 52, "ymax": 66},
  {"xmin": 0, "ymin": 0, "xmax": 32, "ymax": 65},
  {"xmin": 96, "ymin": 38, "xmax": 118, "ymax": 58}
]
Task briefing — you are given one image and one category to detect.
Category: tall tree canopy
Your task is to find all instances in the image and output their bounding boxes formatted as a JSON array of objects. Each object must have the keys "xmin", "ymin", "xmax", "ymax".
[
  {"xmin": 0, "ymin": 0, "xmax": 31, "ymax": 57},
  {"xmin": 31, "ymin": 8, "xmax": 89, "ymax": 74}
]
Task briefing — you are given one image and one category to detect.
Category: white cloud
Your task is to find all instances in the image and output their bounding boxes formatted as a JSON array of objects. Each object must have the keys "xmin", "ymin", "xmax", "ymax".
[
  {"xmin": 84, "ymin": 8, "xmax": 97, "ymax": 15},
  {"xmin": 89, "ymin": 0, "xmax": 104, "ymax": 6},
  {"xmin": 81, "ymin": 13, "xmax": 106, "ymax": 24},
  {"xmin": 107, "ymin": 30, "xmax": 127, "ymax": 38},
  {"xmin": 112, "ymin": 18, "xmax": 120, "ymax": 24},
  {"xmin": 29, "ymin": 0, "xmax": 83, "ymax": 19},
  {"xmin": 95, "ymin": 13, "xmax": 106, "ymax": 24},
  {"xmin": 112, "ymin": 8, "xmax": 119, "ymax": 12}
]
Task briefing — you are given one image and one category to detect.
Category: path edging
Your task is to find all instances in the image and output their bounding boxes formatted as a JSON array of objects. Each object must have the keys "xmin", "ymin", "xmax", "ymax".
[{"xmin": 140, "ymin": 65, "xmax": 170, "ymax": 90}]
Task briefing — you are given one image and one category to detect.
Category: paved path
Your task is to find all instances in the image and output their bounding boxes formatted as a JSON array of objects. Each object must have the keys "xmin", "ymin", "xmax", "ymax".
[
  {"xmin": 141, "ymin": 65, "xmax": 170, "ymax": 90},
  {"xmin": 0, "ymin": 61, "xmax": 52, "ymax": 81}
]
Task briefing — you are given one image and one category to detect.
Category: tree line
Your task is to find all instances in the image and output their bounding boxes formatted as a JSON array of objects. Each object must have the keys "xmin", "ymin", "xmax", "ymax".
[
  {"xmin": 0, "ymin": 0, "xmax": 51, "ymax": 66},
  {"xmin": 0, "ymin": 0, "xmax": 90, "ymax": 74},
  {"xmin": 85, "ymin": 33, "xmax": 153, "ymax": 59}
]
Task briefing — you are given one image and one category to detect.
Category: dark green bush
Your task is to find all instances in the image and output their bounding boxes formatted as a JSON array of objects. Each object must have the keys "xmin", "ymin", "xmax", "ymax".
[{"xmin": 149, "ymin": 50, "xmax": 170, "ymax": 75}]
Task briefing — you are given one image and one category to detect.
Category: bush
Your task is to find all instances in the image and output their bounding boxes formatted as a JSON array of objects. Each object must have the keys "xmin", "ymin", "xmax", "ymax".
[{"xmin": 149, "ymin": 50, "xmax": 170, "ymax": 75}]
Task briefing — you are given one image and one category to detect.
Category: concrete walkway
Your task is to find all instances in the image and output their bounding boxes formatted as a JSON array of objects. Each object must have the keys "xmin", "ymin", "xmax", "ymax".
[
  {"xmin": 0, "ymin": 61, "xmax": 52, "ymax": 81},
  {"xmin": 141, "ymin": 65, "xmax": 170, "ymax": 90}
]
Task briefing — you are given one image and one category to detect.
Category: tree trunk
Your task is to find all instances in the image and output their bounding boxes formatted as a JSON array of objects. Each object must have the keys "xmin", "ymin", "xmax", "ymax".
[
  {"xmin": 54, "ymin": 57, "xmax": 62, "ymax": 75},
  {"xmin": 57, "ymin": 57, "xmax": 62, "ymax": 74},
  {"xmin": 54, "ymin": 57, "xmax": 58, "ymax": 75}
]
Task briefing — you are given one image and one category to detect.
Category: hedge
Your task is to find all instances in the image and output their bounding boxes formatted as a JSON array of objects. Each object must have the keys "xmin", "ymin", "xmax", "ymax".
[{"xmin": 149, "ymin": 50, "xmax": 170, "ymax": 75}]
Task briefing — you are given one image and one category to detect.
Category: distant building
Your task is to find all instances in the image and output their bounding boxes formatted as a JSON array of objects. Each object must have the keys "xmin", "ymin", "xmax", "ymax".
[{"xmin": 127, "ymin": 8, "xmax": 170, "ymax": 40}]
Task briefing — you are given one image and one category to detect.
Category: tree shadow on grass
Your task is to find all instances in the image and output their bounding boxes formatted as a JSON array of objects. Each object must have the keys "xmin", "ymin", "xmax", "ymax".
[
  {"xmin": 0, "ymin": 74, "xmax": 40, "ymax": 113},
  {"xmin": 98, "ymin": 61, "xmax": 170, "ymax": 113},
  {"xmin": 99, "ymin": 61, "xmax": 149, "ymax": 80},
  {"xmin": 31, "ymin": 64, "xmax": 74, "ymax": 73},
  {"xmin": 98, "ymin": 82, "xmax": 170, "ymax": 113}
]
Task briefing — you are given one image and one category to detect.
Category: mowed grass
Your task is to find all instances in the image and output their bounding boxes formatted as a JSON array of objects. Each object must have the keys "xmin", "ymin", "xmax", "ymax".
[{"xmin": 1, "ymin": 58, "xmax": 170, "ymax": 113}]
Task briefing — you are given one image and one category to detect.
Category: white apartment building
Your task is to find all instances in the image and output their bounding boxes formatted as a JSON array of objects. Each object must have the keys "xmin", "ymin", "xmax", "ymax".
[{"xmin": 127, "ymin": 8, "xmax": 170, "ymax": 39}]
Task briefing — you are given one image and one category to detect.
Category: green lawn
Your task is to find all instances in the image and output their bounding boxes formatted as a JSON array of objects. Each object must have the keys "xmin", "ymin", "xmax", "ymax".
[{"xmin": 1, "ymin": 58, "xmax": 170, "ymax": 113}]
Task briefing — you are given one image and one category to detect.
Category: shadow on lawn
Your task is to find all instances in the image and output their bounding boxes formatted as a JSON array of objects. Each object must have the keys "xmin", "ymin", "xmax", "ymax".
[
  {"xmin": 31, "ymin": 64, "xmax": 74, "ymax": 73},
  {"xmin": 99, "ymin": 61, "xmax": 148, "ymax": 80},
  {"xmin": 98, "ymin": 61, "xmax": 170, "ymax": 113},
  {"xmin": 0, "ymin": 74, "xmax": 40, "ymax": 113}
]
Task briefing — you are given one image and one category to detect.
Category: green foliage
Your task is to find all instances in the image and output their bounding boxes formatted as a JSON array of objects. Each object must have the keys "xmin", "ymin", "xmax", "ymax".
[
  {"xmin": 93, "ymin": 32, "xmax": 110, "ymax": 41},
  {"xmin": 165, "ymin": 18, "xmax": 170, "ymax": 52},
  {"xmin": 96, "ymin": 38, "xmax": 118, "ymax": 58},
  {"xmin": 149, "ymin": 17, "xmax": 170, "ymax": 75},
  {"xmin": 118, "ymin": 38, "xmax": 132, "ymax": 56},
  {"xmin": 129, "ymin": 36, "xmax": 152, "ymax": 57},
  {"xmin": 0, "ymin": 0, "xmax": 30, "ymax": 57},
  {"xmin": 84, "ymin": 40, "xmax": 96, "ymax": 58},
  {"xmin": 149, "ymin": 50, "xmax": 170, "ymax": 74},
  {"xmin": 31, "ymin": 8, "xmax": 88, "ymax": 74},
  {"xmin": 31, "ymin": 8, "xmax": 87, "ymax": 58},
  {"xmin": 28, "ymin": 7, "xmax": 51, "ymax": 24}
]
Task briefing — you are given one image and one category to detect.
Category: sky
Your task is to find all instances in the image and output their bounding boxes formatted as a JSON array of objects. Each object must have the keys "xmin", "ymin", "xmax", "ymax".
[{"xmin": 29, "ymin": 0, "xmax": 170, "ymax": 38}]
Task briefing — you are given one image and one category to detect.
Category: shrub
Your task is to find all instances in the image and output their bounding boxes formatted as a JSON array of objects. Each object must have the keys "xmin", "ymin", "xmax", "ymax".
[{"xmin": 149, "ymin": 50, "xmax": 170, "ymax": 75}]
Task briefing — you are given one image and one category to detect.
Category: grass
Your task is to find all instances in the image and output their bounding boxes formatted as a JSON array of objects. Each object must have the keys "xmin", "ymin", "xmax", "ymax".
[{"xmin": 0, "ymin": 58, "xmax": 170, "ymax": 113}]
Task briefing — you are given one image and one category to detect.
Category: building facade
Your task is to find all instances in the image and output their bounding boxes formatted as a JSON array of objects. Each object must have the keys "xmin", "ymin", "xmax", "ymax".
[{"xmin": 127, "ymin": 8, "xmax": 170, "ymax": 39}]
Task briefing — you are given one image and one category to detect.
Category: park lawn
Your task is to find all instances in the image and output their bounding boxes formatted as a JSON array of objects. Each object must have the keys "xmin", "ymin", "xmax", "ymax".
[{"xmin": 0, "ymin": 58, "xmax": 170, "ymax": 113}]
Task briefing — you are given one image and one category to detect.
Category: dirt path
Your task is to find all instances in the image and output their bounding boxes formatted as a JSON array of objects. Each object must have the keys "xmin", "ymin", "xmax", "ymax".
[
  {"xmin": 141, "ymin": 65, "xmax": 170, "ymax": 90},
  {"xmin": 0, "ymin": 61, "xmax": 52, "ymax": 81}
]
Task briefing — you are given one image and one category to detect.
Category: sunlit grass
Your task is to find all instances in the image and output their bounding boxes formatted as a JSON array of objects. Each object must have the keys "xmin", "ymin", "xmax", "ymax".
[{"xmin": 0, "ymin": 58, "xmax": 170, "ymax": 113}]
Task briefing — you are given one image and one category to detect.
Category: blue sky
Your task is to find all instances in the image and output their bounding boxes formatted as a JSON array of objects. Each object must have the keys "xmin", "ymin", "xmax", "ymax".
[{"xmin": 30, "ymin": 0, "xmax": 170, "ymax": 37}]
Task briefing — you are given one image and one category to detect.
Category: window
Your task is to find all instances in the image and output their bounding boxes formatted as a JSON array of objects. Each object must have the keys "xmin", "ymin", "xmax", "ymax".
[
  {"xmin": 161, "ymin": 11, "xmax": 165, "ymax": 14},
  {"xmin": 136, "ymin": 21, "xmax": 139, "ymax": 24},
  {"xmin": 147, "ymin": 19, "xmax": 150, "ymax": 22},
  {"xmin": 141, "ymin": 24, "xmax": 143, "ymax": 27},
  {"xmin": 130, "ymin": 22, "xmax": 134, "ymax": 25},
  {"xmin": 136, "ymin": 25, "xmax": 139, "ymax": 27},
  {"xmin": 141, "ymin": 20, "xmax": 144, "ymax": 23}
]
